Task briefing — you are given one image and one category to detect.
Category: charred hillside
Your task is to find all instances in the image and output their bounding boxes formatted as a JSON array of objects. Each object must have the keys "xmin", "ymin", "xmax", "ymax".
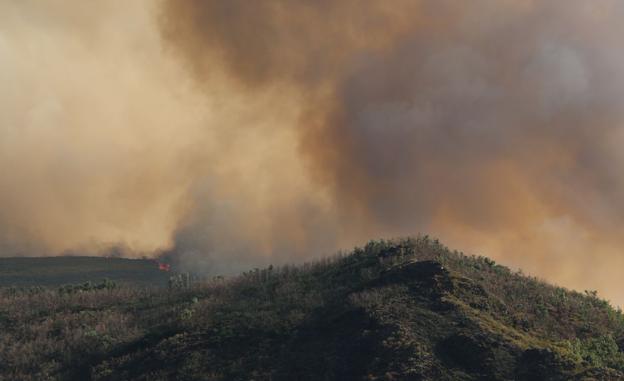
[{"xmin": 2, "ymin": 237, "xmax": 624, "ymax": 380}]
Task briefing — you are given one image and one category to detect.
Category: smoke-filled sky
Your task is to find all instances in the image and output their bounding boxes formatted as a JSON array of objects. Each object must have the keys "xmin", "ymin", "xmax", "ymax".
[{"xmin": 2, "ymin": 0, "xmax": 624, "ymax": 303}]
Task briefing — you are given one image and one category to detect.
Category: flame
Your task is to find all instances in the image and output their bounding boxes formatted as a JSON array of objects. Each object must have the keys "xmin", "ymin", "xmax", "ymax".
[{"xmin": 158, "ymin": 262, "xmax": 171, "ymax": 272}]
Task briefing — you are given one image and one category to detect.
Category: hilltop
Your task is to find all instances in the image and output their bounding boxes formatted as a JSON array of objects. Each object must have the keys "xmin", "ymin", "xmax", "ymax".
[{"xmin": 2, "ymin": 237, "xmax": 624, "ymax": 380}]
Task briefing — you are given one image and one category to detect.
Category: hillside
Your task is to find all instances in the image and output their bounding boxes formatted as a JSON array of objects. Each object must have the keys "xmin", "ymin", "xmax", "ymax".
[
  {"xmin": 2, "ymin": 237, "xmax": 624, "ymax": 380},
  {"xmin": 0, "ymin": 256, "xmax": 169, "ymax": 288}
]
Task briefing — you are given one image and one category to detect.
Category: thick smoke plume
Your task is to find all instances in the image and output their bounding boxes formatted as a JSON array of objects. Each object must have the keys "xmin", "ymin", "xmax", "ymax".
[
  {"xmin": 161, "ymin": 0, "xmax": 624, "ymax": 300},
  {"xmin": 2, "ymin": 1, "xmax": 624, "ymax": 303}
]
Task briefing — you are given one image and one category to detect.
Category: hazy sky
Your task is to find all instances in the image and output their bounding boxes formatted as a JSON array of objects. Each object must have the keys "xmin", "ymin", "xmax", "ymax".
[{"xmin": 2, "ymin": 0, "xmax": 624, "ymax": 304}]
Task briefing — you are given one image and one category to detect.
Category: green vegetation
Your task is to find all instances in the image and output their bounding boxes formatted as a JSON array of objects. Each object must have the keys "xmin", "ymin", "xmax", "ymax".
[{"xmin": 2, "ymin": 237, "xmax": 624, "ymax": 380}]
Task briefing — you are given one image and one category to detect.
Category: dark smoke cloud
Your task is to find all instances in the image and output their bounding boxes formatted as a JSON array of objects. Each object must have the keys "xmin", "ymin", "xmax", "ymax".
[
  {"xmin": 160, "ymin": 0, "xmax": 624, "ymax": 301},
  {"xmin": 159, "ymin": 0, "xmax": 419, "ymax": 88}
]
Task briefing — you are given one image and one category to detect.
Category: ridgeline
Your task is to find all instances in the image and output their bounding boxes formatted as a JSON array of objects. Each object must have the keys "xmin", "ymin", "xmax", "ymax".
[{"xmin": 2, "ymin": 237, "xmax": 624, "ymax": 380}]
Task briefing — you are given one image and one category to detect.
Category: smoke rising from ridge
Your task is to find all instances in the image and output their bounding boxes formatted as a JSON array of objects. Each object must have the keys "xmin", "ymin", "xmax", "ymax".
[
  {"xmin": 161, "ymin": 0, "xmax": 624, "ymax": 300},
  {"xmin": 2, "ymin": 1, "xmax": 624, "ymax": 303}
]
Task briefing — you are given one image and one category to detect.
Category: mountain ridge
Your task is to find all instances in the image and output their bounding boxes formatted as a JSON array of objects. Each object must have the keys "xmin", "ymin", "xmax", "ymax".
[{"xmin": 2, "ymin": 237, "xmax": 624, "ymax": 380}]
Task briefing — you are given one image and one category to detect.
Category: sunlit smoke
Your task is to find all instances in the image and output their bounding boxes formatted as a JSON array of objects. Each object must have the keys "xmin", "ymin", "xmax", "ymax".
[
  {"xmin": 158, "ymin": 0, "xmax": 624, "ymax": 302},
  {"xmin": 2, "ymin": 0, "xmax": 624, "ymax": 304}
]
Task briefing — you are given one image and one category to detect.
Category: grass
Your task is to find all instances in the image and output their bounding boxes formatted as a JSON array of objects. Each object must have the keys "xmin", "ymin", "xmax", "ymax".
[
  {"xmin": 0, "ymin": 256, "xmax": 169, "ymax": 288},
  {"xmin": 2, "ymin": 236, "xmax": 624, "ymax": 380}
]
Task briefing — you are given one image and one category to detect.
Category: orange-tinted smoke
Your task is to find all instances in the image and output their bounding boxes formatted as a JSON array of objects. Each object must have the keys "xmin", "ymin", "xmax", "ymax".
[
  {"xmin": 3, "ymin": 0, "xmax": 624, "ymax": 305},
  {"xmin": 160, "ymin": 0, "xmax": 624, "ymax": 303}
]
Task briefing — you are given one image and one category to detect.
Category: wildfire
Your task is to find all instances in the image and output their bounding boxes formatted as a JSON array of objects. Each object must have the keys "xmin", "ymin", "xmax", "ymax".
[{"xmin": 158, "ymin": 262, "xmax": 171, "ymax": 272}]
